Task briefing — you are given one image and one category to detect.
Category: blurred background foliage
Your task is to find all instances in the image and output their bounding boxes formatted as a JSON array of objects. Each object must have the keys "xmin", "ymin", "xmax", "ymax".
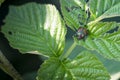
[{"xmin": 0, "ymin": 0, "xmax": 120, "ymax": 80}]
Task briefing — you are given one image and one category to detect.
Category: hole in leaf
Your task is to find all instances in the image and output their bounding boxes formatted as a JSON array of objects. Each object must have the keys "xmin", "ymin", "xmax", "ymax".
[
  {"xmin": 71, "ymin": 6, "xmax": 81, "ymax": 10},
  {"xmin": 65, "ymin": 6, "xmax": 82, "ymax": 12},
  {"xmin": 8, "ymin": 31, "xmax": 12, "ymax": 35},
  {"xmin": 65, "ymin": 6, "xmax": 70, "ymax": 12},
  {"xmin": 86, "ymin": 0, "xmax": 89, "ymax": 3}
]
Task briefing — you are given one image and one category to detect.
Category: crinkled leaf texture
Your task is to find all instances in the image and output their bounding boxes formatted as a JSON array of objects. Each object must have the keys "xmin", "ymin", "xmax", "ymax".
[
  {"xmin": 60, "ymin": 0, "xmax": 120, "ymax": 60},
  {"xmin": 80, "ymin": 0, "xmax": 120, "ymax": 60},
  {"xmin": 89, "ymin": 0, "xmax": 120, "ymax": 22},
  {"xmin": 2, "ymin": 3, "xmax": 66, "ymax": 57},
  {"xmin": 79, "ymin": 22, "xmax": 120, "ymax": 60},
  {"xmin": 37, "ymin": 51, "xmax": 110, "ymax": 80},
  {"xmin": 60, "ymin": 0, "xmax": 88, "ymax": 30}
]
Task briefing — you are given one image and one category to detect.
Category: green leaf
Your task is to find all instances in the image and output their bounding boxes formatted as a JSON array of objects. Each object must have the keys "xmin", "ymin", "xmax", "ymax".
[
  {"xmin": 89, "ymin": 0, "xmax": 120, "ymax": 22},
  {"xmin": 1, "ymin": 3, "xmax": 66, "ymax": 57},
  {"xmin": 60, "ymin": 0, "xmax": 88, "ymax": 30},
  {"xmin": 37, "ymin": 51, "xmax": 110, "ymax": 80},
  {"xmin": 78, "ymin": 22, "xmax": 120, "ymax": 60}
]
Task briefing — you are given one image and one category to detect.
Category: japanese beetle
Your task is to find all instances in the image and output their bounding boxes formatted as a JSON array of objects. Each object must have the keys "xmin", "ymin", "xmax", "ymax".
[{"xmin": 75, "ymin": 27, "xmax": 88, "ymax": 40}]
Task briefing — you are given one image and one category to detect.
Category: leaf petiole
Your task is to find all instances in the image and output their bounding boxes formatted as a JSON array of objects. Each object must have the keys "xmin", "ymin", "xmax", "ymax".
[
  {"xmin": 61, "ymin": 42, "xmax": 77, "ymax": 60},
  {"xmin": 0, "ymin": 51, "xmax": 23, "ymax": 80}
]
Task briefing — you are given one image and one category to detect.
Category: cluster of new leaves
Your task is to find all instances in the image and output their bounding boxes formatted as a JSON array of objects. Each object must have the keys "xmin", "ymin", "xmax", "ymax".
[
  {"xmin": 61, "ymin": 0, "xmax": 120, "ymax": 60},
  {"xmin": 1, "ymin": 0, "xmax": 120, "ymax": 79}
]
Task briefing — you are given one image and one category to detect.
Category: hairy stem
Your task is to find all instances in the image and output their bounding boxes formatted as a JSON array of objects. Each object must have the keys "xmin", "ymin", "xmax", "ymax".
[{"xmin": 0, "ymin": 50, "xmax": 23, "ymax": 80}]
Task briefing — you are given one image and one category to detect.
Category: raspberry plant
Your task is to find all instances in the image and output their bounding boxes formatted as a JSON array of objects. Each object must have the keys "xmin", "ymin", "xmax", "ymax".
[{"xmin": 1, "ymin": 0, "xmax": 120, "ymax": 80}]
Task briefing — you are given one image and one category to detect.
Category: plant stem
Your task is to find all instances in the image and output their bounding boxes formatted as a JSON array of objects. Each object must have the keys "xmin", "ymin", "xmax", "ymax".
[
  {"xmin": 0, "ymin": 50, "xmax": 23, "ymax": 80},
  {"xmin": 61, "ymin": 42, "xmax": 77, "ymax": 60}
]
